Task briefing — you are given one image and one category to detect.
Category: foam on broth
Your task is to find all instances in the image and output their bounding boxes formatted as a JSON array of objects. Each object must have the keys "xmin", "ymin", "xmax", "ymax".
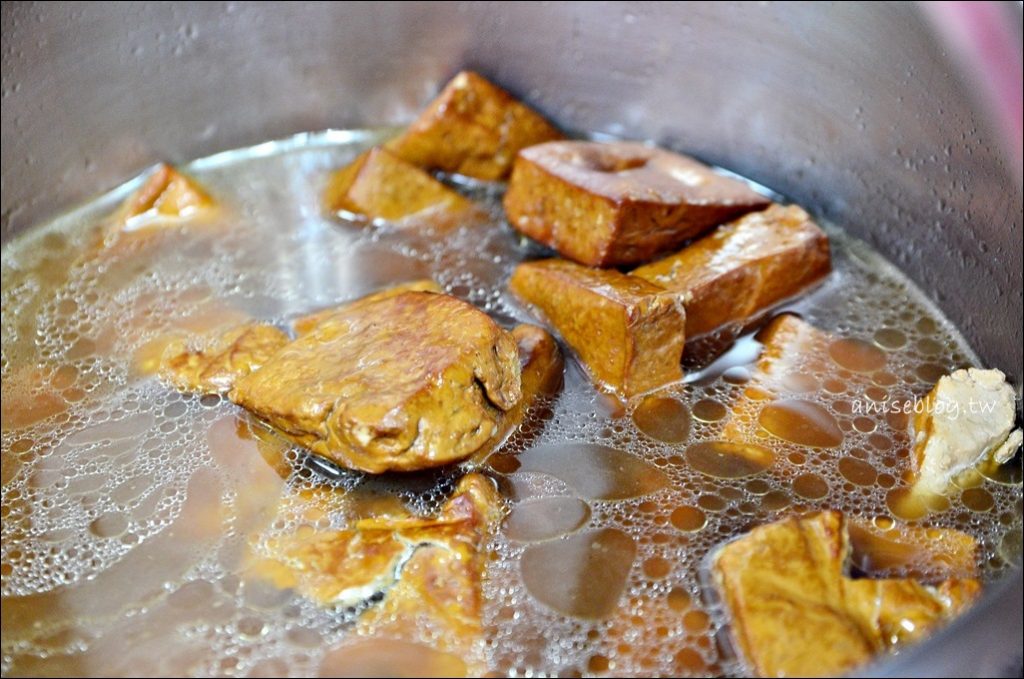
[{"xmin": 2, "ymin": 130, "xmax": 1021, "ymax": 677}]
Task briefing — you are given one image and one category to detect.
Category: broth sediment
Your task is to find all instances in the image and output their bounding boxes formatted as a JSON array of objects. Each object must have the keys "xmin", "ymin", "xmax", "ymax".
[{"xmin": 2, "ymin": 130, "xmax": 1021, "ymax": 677}]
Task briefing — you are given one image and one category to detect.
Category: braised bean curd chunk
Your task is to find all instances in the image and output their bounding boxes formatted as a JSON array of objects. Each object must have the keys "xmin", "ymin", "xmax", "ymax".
[
  {"xmin": 246, "ymin": 473, "xmax": 503, "ymax": 672},
  {"xmin": 473, "ymin": 323, "xmax": 564, "ymax": 463},
  {"xmin": 229, "ymin": 291, "xmax": 521, "ymax": 473},
  {"xmin": 110, "ymin": 162, "xmax": 216, "ymax": 237},
  {"xmin": 712, "ymin": 512, "xmax": 980, "ymax": 678},
  {"xmin": 909, "ymin": 368, "xmax": 1022, "ymax": 498},
  {"xmin": 157, "ymin": 282, "xmax": 560, "ymax": 474},
  {"xmin": 510, "ymin": 258, "xmax": 686, "ymax": 398},
  {"xmin": 385, "ymin": 70, "xmax": 563, "ymax": 180},
  {"xmin": 847, "ymin": 519, "xmax": 978, "ymax": 581},
  {"xmin": 160, "ymin": 324, "xmax": 290, "ymax": 394},
  {"xmin": 632, "ymin": 204, "xmax": 831, "ymax": 341},
  {"xmin": 720, "ymin": 315, "xmax": 851, "ymax": 455},
  {"xmin": 324, "ymin": 147, "xmax": 473, "ymax": 222},
  {"xmin": 504, "ymin": 140, "xmax": 770, "ymax": 267},
  {"xmin": 292, "ymin": 279, "xmax": 444, "ymax": 336}
]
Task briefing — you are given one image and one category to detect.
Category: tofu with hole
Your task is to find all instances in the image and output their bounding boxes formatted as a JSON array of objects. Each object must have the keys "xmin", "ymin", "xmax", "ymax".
[
  {"xmin": 503, "ymin": 140, "xmax": 771, "ymax": 267},
  {"xmin": 110, "ymin": 163, "xmax": 215, "ymax": 236},
  {"xmin": 711, "ymin": 511, "xmax": 980, "ymax": 678},
  {"xmin": 323, "ymin": 147, "xmax": 473, "ymax": 222},
  {"xmin": 631, "ymin": 204, "xmax": 831, "ymax": 339},
  {"xmin": 910, "ymin": 368, "xmax": 1022, "ymax": 496},
  {"xmin": 509, "ymin": 258, "xmax": 686, "ymax": 398},
  {"xmin": 385, "ymin": 71, "xmax": 563, "ymax": 180},
  {"xmin": 228, "ymin": 291, "xmax": 522, "ymax": 473}
]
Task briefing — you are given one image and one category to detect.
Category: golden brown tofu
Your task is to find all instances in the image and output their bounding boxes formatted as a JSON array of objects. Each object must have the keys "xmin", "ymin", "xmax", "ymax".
[
  {"xmin": 359, "ymin": 474, "xmax": 503, "ymax": 645},
  {"xmin": 229, "ymin": 291, "xmax": 522, "ymax": 473},
  {"xmin": 711, "ymin": 511, "xmax": 979, "ymax": 678},
  {"xmin": 717, "ymin": 314, "xmax": 890, "ymax": 470},
  {"xmin": 510, "ymin": 258, "xmax": 686, "ymax": 398},
  {"xmin": 159, "ymin": 323, "xmax": 290, "ymax": 395},
  {"xmin": 386, "ymin": 71, "xmax": 562, "ymax": 180},
  {"xmin": 323, "ymin": 147, "xmax": 473, "ymax": 222},
  {"xmin": 632, "ymin": 204, "xmax": 831, "ymax": 339},
  {"xmin": 739, "ymin": 313, "xmax": 833, "ymax": 401},
  {"xmin": 246, "ymin": 473, "xmax": 503, "ymax": 672},
  {"xmin": 503, "ymin": 141, "xmax": 770, "ymax": 267},
  {"xmin": 472, "ymin": 323, "xmax": 564, "ymax": 463},
  {"xmin": 510, "ymin": 323, "xmax": 565, "ymax": 407},
  {"xmin": 719, "ymin": 314, "xmax": 833, "ymax": 448},
  {"xmin": 292, "ymin": 279, "xmax": 444, "ymax": 337},
  {"xmin": 843, "ymin": 578, "xmax": 981, "ymax": 648},
  {"xmin": 848, "ymin": 518, "xmax": 978, "ymax": 583},
  {"xmin": 110, "ymin": 163, "xmax": 215, "ymax": 235}
]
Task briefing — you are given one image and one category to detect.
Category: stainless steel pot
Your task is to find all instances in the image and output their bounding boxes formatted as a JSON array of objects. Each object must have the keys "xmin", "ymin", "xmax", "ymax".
[{"xmin": 2, "ymin": 2, "xmax": 1021, "ymax": 676}]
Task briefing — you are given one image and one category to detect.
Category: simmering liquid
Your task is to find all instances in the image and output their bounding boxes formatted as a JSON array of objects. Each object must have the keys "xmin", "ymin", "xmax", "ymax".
[{"xmin": 2, "ymin": 130, "xmax": 1021, "ymax": 677}]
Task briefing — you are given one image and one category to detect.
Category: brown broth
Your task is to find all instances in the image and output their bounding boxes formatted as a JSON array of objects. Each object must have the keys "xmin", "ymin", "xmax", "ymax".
[{"xmin": 1, "ymin": 129, "xmax": 1021, "ymax": 677}]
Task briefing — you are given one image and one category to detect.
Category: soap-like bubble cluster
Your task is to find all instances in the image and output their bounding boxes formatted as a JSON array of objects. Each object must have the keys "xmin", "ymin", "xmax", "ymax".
[{"xmin": 2, "ymin": 130, "xmax": 1020, "ymax": 677}]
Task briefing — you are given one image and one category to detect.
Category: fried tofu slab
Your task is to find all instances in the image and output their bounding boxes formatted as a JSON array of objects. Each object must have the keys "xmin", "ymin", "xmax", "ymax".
[
  {"xmin": 847, "ymin": 519, "xmax": 978, "ymax": 581},
  {"xmin": 712, "ymin": 511, "xmax": 979, "ymax": 677},
  {"xmin": 386, "ymin": 71, "xmax": 563, "ymax": 180},
  {"xmin": 160, "ymin": 284, "xmax": 562, "ymax": 474},
  {"xmin": 510, "ymin": 258, "xmax": 686, "ymax": 398},
  {"xmin": 632, "ymin": 204, "xmax": 830, "ymax": 339},
  {"xmin": 229, "ymin": 291, "xmax": 522, "ymax": 473},
  {"xmin": 110, "ymin": 163, "xmax": 216, "ymax": 237},
  {"xmin": 504, "ymin": 141, "xmax": 770, "ymax": 267},
  {"xmin": 323, "ymin": 147, "xmax": 473, "ymax": 221},
  {"xmin": 246, "ymin": 473, "xmax": 503, "ymax": 673}
]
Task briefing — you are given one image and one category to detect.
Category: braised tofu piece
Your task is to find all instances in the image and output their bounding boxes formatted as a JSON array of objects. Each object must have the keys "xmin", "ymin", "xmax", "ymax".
[
  {"xmin": 741, "ymin": 313, "xmax": 833, "ymax": 399},
  {"xmin": 632, "ymin": 204, "xmax": 831, "ymax": 339},
  {"xmin": 323, "ymin": 147, "xmax": 472, "ymax": 221},
  {"xmin": 360, "ymin": 474, "xmax": 504, "ymax": 643},
  {"xmin": 910, "ymin": 368, "xmax": 1022, "ymax": 497},
  {"xmin": 843, "ymin": 577, "xmax": 980, "ymax": 648},
  {"xmin": 503, "ymin": 141, "xmax": 770, "ymax": 267},
  {"xmin": 292, "ymin": 279, "xmax": 444, "ymax": 336},
  {"xmin": 718, "ymin": 314, "xmax": 889, "ymax": 467},
  {"xmin": 510, "ymin": 258, "xmax": 686, "ymax": 398},
  {"xmin": 111, "ymin": 163, "xmax": 215, "ymax": 234},
  {"xmin": 159, "ymin": 324, "xmax": 290, "ymax": 395},
  {"xmin": 230, "ymin": 291, "xmax": 522, "ymax": 473},
  {"xmin": 712, "ymin": 511, "xmax": 979, "ymax": 678},
  {"xmin": 847, "ymin": 519, "xmax": 978, "ymax": 581},
  {"xmin": 471, "ymin": 323, "xmax": 564, "ymax": 463},
  {"xmin": 246, "ymin": 473, "xmax": 503, "ymax": 670},
  {"xmin": 719, "ymin": 314, "xmax": 835, "ymax": 446},
  {"xmin": 510, "ymin": 323, "xmax": 565, "ymax": 406},
  {"xmin": 386, "ymin": 71, "xmax": 562, "ymax": 180}
]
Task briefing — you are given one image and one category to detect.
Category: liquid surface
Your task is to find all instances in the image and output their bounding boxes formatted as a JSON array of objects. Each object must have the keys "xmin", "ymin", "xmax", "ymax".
[{"xmin": 2, "ymin": 130, "xmax": 1022, "ymax": 677}]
